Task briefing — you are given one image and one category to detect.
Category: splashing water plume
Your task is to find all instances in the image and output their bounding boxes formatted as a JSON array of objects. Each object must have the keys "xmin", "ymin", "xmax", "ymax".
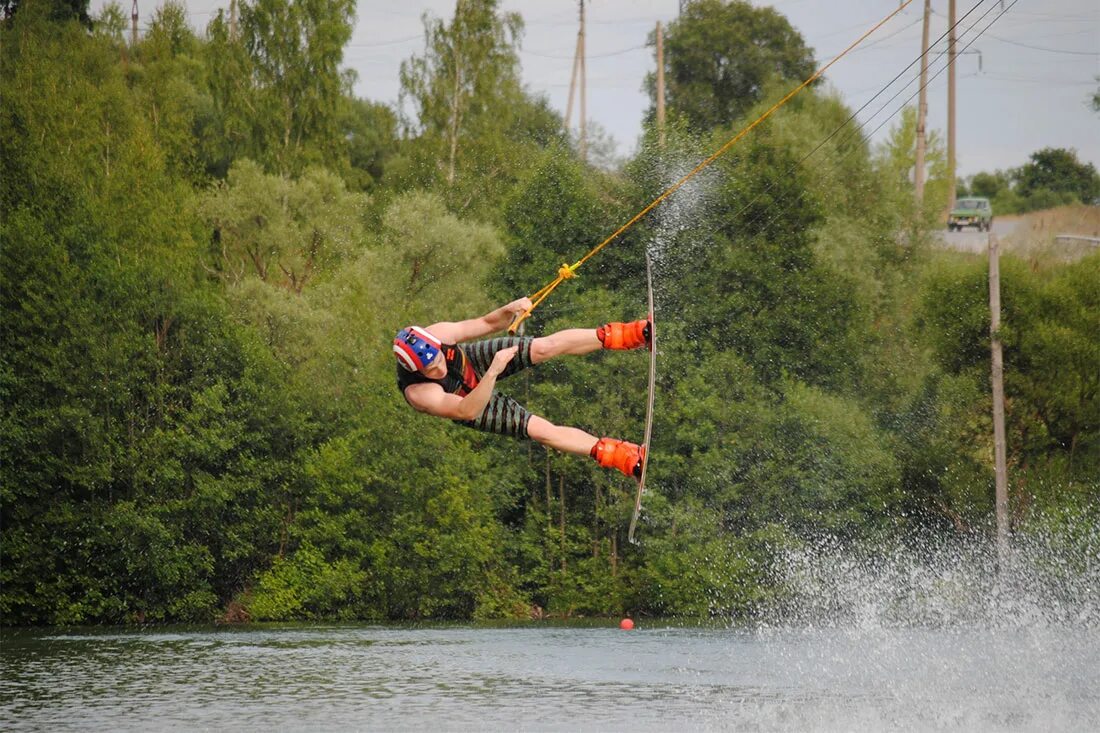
[
  {"xmin": 645, "ymin": 147, "xmax": 721, "ymax": 307},
  {"xmin": 764, "ymin": 524, "xmax": 1100, "ymax": 631}
]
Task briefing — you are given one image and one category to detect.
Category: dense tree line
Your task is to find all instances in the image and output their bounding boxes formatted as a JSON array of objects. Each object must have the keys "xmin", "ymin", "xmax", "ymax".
[
  {"xmin": 958, "ymin": 147, "xmax": 1100, "ymax": 214},
  {"xmin": 2, "ymin": 0, "xmax": 1096, "ymax": 625}
]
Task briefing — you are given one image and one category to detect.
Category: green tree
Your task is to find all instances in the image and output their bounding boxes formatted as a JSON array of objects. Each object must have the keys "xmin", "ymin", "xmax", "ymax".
[
  {"xmin": 968, "ymin": 170, "xmax": 1011, "ymax": 199},
  {"xmin": 341, "ymin": 97, "xmax": 398, "ymax": 191},
  {"xmin": 200, "ymin": 159, "xmax": 368, "ymax": 293},
  {"xmin": 130, "ymin": 1, "xmax": 209, "ymax": 181},
  {"xmin": 650, "ymin": 127, "xmax": 864, "ymax": 389},
  {"xmin": 399, "ymin": 0, "xmax": 522, "ymax": 186},
  {"xmin": 659, "ymin": 348, "xmax": 900, "ymax": 539},
  {"xmin": 241, "ymin": 0, "xmax": 356, "ymax": 174},
  {"xmin": 91, "ymin": 0, "xmax": 126, "ymax": 42},
  {"xmin": 200, "ymin": 8, "xmax": 254, "ymax": 177},
  {"xmin": 877, "ymin": 105, "xmax": 950, "ymax": 228},
  {"xmin": 1015, "ymin": 147, "xmax": 1100, "ymax": 203},
  {"xmin": 199, "ymin": 0, "xmax": 356, "ymax": 177},
  {"xmin": 0, "ymin": 12, "xmax": 325, "ymax": 623},
  {"xmin": 914, "ymin": 253, "xmax": 1100, "ymax": 528},
  {"xmin": 645, "ymin": 0, "xmax": 816, "ymax": 132},
  {"xmin": 495, "ymin": 149, "xmax": 621, "ymax": 306},
  {"xmin": 246, "ymin": 542, "xmax": 366, "ymax": 620},
  {"xmin": 2, "ymin": 0, "xmax": 90, "ymax": 27},
  {"xmin": 0, "ymin": 130, "xmax": 298, "ymax": 625},
  {"xmin": 372, "ymin": 190, "xmax": 505, "ymax": 324},
  {"xmin": 396, "ymin": 0, "xmax": 563, "ymax": 217}
]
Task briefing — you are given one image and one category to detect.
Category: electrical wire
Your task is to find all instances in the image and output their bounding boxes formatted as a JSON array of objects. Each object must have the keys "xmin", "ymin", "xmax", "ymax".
[
  {"xmin": 821, "ymin": 17, "xmax": 923, "ymax": 58},
  {"xmin": 716, "ymin": 0, "xmax": 1024, "ymax": 260},
  {"xmin": 521, "ymin": 44, "xmax": 646, "ymax": 60},
  {"xmin": 510, "ymin": 0, "xmax": 920, "ymax": 331},
  {"xmin": 827, "ymin": 0, "xmax": 1002, "ymax": 155},
  {"xmin": 722, "ymin": 0, "xmax": 997, "ymax": 233},
  {"xmin": 979, "ymin": 32, "xmax": 1100, "ymax": 56},
  {"xmin": 346, "ymin": 34, "xmax": 423, "ymax": 49},
  {"xmin": 930, "ymin": 8, "xmax": 1100, "ymax": 55},
  {"xmin": 600, "ymin": 0, "xmax": 1007, "ymax": 300}
]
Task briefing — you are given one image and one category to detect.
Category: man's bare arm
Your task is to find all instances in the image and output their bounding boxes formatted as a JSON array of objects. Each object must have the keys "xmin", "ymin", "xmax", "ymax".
[
  {"xmin": 404, "ymin": 347, "xmax": 518, "ymax": 420},
  {"xmin": 427, "ymin": 298, "xmax": 532, "ymax": 343}
]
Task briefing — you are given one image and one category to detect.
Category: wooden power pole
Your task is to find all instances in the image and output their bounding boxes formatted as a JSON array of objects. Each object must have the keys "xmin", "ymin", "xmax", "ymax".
[
  {"xmin": 130, "ymin": 0, "xmax": 139, "ymax": 47},
  {"xmin": 565, "ymin": 1, "xmax": 587, "ymax": 162},
  {"xmin": 988, "ymin": 235, "xmax": 1009, "ymax": 558},
  {"xmin": 914, "ymin": 0, "xmax": 931, "ymax": 204},
  {"xmin": 947, "ymin": 0, "xmax": 957, "ymax": 210},
  {"xmin": 565, "ymin": 19, "xmax": 581, "ymax": 130},
  {"xmin": 579, "ymin": 0, "xmax": 587, "ymax": 163},
  {"xmin": 656, "ymin": 20, "xmax": 666, "ymax": 148}
]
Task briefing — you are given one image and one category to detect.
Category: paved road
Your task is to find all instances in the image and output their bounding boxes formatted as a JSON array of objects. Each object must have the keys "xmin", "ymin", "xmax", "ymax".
[{"xmin": 935, "ymin": 218, "xmax": 1019, "ymax": 254}]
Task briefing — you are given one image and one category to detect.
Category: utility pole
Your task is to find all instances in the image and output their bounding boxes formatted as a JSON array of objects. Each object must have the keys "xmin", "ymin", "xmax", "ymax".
[
  {"xmin": 565, "ymin": 1, "xmax": 587, "ymax": 162},
  {"xmin": 988, "ymin": 234, "xmax": 1009, "ymax": 560},
  {"xmin": 579, "ymin": 0, "xmax": 587, "ymax": 163},
  {"xmin": 914, "ymin": 0, "xmax": 931, "ymax": 204},
  {"xmin": 130, "ymin": 0, "xmax": 139, "ymax": 47},
  {"xmin": 230, "ymin": 0, "xmax": 239, "ymax": 40},
  {"xmin": 656, "ymin": 20, "xmax": 666, "ymax": 148},
  {"xmin": 947, "ymin": 0, "xmax": 957, "ymax": 210},
  {"xmin": 565, "ymin": 17, "xmax": 581, "ymax": 130}
]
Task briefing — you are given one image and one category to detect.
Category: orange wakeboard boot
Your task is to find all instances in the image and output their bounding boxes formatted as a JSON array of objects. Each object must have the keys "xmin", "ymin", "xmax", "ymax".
[
  {"xmin": 590, "ymin": 437, "xmax": 646, "ymax": 479},
  {"xmin": 597, "ymin": 319, "xmax": 651, "ymax": 351}
]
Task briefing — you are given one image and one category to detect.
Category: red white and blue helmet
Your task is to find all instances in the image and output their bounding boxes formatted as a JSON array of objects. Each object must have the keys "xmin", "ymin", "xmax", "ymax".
[{"xmin": 393, "ymin": 326, "xmax": 442, "ymax": 372}]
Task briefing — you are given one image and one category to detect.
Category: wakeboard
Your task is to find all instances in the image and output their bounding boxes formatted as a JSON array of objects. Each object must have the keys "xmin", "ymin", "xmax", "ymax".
[{"xmin": 628, "ymin": 251, "xmax": 657, "ymax": 544}]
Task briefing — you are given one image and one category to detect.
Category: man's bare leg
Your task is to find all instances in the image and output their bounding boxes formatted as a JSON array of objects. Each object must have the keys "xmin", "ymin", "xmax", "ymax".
[
  {"xmin": 527, "ymin": 415, "xmax": 598, "ymax": 455},
  {"xmin": 529, "ymin": 329, "xmax": 601, "ymax": 364},
  {"xmin": 529, "ymin": 320, "xmax": 648, "ymax": 364},
  {"xmin": 529, "ymin": 416, "xmax": 644, "ymax": 477},
  {"xmin": 528, "ymin": 416, "xmax": 647, "ymax": 478}
]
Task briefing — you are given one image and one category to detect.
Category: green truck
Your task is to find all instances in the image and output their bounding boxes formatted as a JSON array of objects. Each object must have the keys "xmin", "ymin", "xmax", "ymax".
[{"xmin": 947, "ymin": 197, "xmax": 993, "ymax": 232}]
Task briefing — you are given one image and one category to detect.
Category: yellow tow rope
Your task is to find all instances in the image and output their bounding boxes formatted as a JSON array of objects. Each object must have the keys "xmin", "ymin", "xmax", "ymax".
[{"xmin": 509, "ymin": 0, "xmax": 914, "ymax": 334}]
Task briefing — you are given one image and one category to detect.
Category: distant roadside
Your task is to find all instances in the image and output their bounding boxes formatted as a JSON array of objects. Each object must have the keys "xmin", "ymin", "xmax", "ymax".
[
  {"xmin": 936, "ymin": 204, "xmax": 1100, "ymax": 264},
  {"xmin": 957, "ymin": 148, "xmax": 1099, "ymax": 217},
  {"xmin": 1001, "ymin": 204, "xmax": 1100, "ymax": 259}
]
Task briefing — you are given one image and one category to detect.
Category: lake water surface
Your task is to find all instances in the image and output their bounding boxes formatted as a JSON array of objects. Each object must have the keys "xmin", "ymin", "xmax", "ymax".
[{"xmin": 3, "ymin": 621, "xmax": 1098, "ymax": 731}]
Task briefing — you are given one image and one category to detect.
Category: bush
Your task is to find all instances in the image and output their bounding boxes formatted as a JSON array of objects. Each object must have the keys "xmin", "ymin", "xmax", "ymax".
[{"xmin": 246, "ymin": 543, "xmax": 367, "ymax": 621}]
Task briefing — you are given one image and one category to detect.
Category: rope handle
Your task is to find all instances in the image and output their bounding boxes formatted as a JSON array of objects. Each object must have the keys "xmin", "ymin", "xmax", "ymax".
[{"xmin": 509, "ymin": 263, "xmax": 578, "ymax": 334}]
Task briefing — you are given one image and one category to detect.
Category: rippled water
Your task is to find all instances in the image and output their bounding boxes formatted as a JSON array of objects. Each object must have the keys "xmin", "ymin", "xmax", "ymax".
[{"xmin": 3, "ymin": 621, "xmax": 1099, "ymax": 731}]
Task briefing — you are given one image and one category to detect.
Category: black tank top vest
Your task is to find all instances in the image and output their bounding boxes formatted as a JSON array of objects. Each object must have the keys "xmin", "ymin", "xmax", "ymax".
[{"xmin": 396, "ymin": 344, "xmax": 480, "ymax": 399}]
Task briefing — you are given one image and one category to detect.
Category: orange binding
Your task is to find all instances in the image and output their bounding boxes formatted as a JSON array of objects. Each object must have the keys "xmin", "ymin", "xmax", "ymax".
[
  {"xmin": 591, "ymin": 438, "xmax": 646, "ymax": 478},
  {"xmin": 597, "ymin": 319, "xmax": 650, "ymax": 351}
]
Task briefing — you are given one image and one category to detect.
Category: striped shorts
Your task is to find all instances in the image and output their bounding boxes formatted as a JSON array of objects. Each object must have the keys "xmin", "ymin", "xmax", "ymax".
[{"xmin": 455, "ymin": 336, "xmax": 536, "ymax": 439}]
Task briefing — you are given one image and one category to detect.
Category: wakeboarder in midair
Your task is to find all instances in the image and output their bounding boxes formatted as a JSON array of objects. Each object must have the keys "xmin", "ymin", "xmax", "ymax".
[{"xmin": 393, "ymin": 297, "xmax": 648, "ymax": 477}]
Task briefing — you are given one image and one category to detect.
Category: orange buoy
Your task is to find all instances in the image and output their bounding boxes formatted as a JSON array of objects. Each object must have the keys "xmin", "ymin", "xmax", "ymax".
[{"xmin": 619, "ymin": 618, "xmax": 634, "ymax": 630}]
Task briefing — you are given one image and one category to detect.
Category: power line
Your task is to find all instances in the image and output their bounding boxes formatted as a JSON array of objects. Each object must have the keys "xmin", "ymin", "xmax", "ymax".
[
  {"xmin": 981, "ymin": 32, "xmax": 1099, "ymax": 56},
  {"xmin": 715, "ymin": 0, "xmax": 1012, "ymax": 249},
  {"xmin": 930, "ymin": 8, "xmax": 1099, "ymax": 56},
  {"xmin": 346, "ymin": 34, "xmax": 422, "ymax": 49},
  {"xmin": 821, "ymin": 16, "xmax": 923, "ymax": 58},
  {"xmin": 522, "ymin": 44, "xmax": 645, "ymax": 60},
  {"xmin": 828, "ymin": 0, "xmax": 1000, "ymax": 155},
  {"xmin": 847, "ymin": 2, "xmax": 1024, "ymax": 171},
  {"xmin": 813, "ymin": 13, "xmax": 908, "ymax": 43},
  {"xmin": 1001, "ymin": 10, "xmax": 1099, "ymax": 21}
]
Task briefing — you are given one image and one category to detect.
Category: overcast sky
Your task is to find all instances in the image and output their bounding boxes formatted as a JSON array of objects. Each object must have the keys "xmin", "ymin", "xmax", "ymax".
[{"xmin": 104, "ymin": 0, "xmax": 1099, "ymax": 177}]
